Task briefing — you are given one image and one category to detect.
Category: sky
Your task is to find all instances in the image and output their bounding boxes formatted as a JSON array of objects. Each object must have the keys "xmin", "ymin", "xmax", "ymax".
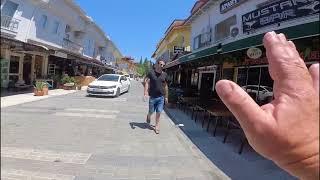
[{"xmin": 75, "ymin": 0, "xmax": 196, "ymax": 62}]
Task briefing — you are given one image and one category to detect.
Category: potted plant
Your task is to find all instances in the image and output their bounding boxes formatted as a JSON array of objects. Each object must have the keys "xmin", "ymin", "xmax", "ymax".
[
  {"xmin": 61, "ymin": 75, "xmax": 76, "ymax": 90},
  {"xmin": 34, "ymin": 81, "xmax": 45, "ymax": 96},
  {"xmin": 43, "ymin": 82, "xmax": 49, "ymax": 95},
  {"xmin": 53, "ymin": 74, "xmax": 62, "ymax": 89}
]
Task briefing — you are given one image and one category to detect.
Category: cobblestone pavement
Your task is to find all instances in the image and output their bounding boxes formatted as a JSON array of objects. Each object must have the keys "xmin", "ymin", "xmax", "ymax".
[{"xmin": 1, "ymin": 81, "xmax": 229, "ymax": 180}]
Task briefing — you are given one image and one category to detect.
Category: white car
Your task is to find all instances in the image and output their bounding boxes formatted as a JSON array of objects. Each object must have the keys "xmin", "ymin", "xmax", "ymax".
[
  {"xmin": 87, "ymin": 74, "xmax": 130, "ymax": 97},
  {"xmin": 242, "ymin": 85, "xmax": 273, "ymax": 102}
]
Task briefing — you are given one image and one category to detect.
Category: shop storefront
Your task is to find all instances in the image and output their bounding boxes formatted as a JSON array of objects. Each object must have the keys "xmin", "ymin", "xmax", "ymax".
[{"xmin": 1, "ymin": 37, "xmax": 50, "ymax": 89}]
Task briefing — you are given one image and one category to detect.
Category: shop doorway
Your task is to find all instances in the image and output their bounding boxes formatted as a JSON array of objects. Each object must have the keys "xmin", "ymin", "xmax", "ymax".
[
  {"xmin": 23, "ymin": 55, "xmax": 32, "ymax": 85},
  {"xmin": 200, "ymin": 72, "xmax": 215, "ymax": 100},
  {"xmin": 9, "ymin": 55, "xmax": 20, "ymax": 86}
]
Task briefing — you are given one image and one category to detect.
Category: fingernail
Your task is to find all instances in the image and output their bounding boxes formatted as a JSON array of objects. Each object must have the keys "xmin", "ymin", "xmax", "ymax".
[
  {"xmin": 216, "ymin": 81, "xmax": 233, "ymax": 98},
  {"xmin": 265, "ymin": 31, "xmax": 275, "ymax": 39}
]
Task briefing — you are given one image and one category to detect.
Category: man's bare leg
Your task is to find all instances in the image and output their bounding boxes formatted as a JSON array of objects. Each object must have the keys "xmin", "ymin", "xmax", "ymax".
[
  {"xmin": 146, "ymin": 113, "xmax": 152, "ymax": 124},
  {"xmin": 155, "ymin": 113, "xmax": 161, "ymax": 134}
]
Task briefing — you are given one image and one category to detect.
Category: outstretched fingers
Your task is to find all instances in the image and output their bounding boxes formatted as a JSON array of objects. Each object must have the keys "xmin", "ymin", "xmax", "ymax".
[{"xmin": 216, "ymin": 80, "xmax": 268, "ymax": 133}]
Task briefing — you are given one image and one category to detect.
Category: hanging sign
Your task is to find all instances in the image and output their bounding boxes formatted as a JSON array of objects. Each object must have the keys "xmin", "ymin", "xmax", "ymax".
[
  {"xmin": 247, "ymin": 47, "xmax": 262, "ymax": 59},
  {"xmin": 220, "ymin": 0, "xmax": 248, "ymax": 14}
]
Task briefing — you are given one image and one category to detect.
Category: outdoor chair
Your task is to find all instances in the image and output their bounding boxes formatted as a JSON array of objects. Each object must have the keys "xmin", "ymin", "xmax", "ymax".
[{"xmin": 222, "ymin": 117, "xmax": 248, "ymax": 154}]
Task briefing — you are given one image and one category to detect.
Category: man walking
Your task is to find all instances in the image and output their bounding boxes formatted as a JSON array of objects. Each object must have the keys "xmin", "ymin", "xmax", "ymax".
[{"xmin": 144, "ymin": 60, "xmax": 168, "ymax": 134}]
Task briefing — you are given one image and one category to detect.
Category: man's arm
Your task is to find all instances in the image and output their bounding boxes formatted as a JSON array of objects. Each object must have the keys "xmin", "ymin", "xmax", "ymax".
[
  {"xmin": 144, "ymin": 78, "xmax": 150, "ymax": 96},
  {"xmin": 164, "ymin": 82, "xmax": 168, "ymax": 103}
]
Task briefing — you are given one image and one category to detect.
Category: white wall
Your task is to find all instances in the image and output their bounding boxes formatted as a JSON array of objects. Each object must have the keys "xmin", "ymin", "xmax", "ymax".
[
  {"xmin": 191, "ymin": 0, "xmax": 320, "ymax": 51},
  {"xmin": 1, "ymin": 0, "xmax": 35, "ymax": 42},
  {"xmin": 1, "ymin": 0, "xmax": 120, "ymax": 61}
]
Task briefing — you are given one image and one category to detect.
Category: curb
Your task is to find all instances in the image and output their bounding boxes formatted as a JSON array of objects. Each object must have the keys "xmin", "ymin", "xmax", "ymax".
[
  {"xmin": 164, "ymin": 107, "xmax": 231, "ymax": 180},
  {"xmin": 1, "ymin": 90, "xmax": 79, "ymax": 108}
]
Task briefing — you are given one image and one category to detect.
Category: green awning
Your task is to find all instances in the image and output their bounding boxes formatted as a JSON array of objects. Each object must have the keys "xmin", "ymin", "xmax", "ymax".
[
  {"xmin": 178, "ymin": 21, "xmax": 319, "ymax": 64},
  {"xmin": 179, "ymin": 46, "xmax": 217, "ymax": 63}
]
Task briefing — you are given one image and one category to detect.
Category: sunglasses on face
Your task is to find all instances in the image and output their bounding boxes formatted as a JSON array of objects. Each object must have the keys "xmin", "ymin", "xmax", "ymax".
[{"xmin": 158, "ymin": 62, "xmax": 165, "ymax": 67}]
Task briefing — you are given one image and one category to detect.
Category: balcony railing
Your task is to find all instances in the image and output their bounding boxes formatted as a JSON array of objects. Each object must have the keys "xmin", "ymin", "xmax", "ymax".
[
  {"xmin": 1, "ymin": 15, "xmax": 20, "ymax": 33},
  {"xmin": 62, "ymin": 38, "xmax": 83, "ymax": 54}
]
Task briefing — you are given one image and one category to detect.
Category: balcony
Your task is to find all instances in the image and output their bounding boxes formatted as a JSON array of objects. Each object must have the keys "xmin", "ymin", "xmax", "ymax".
[
  {"xmin": 1, "ymin": 15, "xmax": 20, "ymax": 34},
  {"xmin": 62, "ymin": 38, "xmax": 84, "ymax": 54}
]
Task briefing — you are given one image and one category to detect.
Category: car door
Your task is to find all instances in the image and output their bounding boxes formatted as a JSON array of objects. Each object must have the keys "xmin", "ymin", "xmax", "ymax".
[
  {"xmin": 119, "ymin": 76, "xmax": 125, "ymax": 93},
  {"xmin": 123, "ymin": 76, "xmax": 129, "ymax": 91}
]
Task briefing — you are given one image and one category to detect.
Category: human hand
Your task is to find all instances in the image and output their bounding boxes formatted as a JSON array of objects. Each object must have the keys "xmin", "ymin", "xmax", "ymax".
[
  {"xmin": 143, "ymin": 94, "xmax": 149, "ymax": 102},
  {"xmin": 216, "ymin": 32, "xmax": 319, "ymax": 180},
  {"xmin": 165, "ymin": 98, "xmax": 168, "ymax": 104}
]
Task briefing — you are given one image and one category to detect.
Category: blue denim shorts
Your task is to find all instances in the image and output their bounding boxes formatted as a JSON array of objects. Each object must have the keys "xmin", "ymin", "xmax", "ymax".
[{"xmin": 149, "ymin": 96, "xmax": 164, "ymax": 114}]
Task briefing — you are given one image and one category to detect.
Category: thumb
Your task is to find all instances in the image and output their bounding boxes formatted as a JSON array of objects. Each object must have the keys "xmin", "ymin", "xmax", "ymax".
[{"xmin": 215, "ymin": 80, "xmax": 267, "ymax": 131}]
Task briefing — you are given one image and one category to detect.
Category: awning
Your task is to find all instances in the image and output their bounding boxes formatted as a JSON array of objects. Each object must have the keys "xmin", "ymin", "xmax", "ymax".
[
  {"xmin": 179, "ymin": 46, "xmax": 217, "ymax": 63},
  {"xmin": 177, "ymin": 21, "xmax": 319, "ymax": 65},
  {"xmin": 165, "ymin": 59, "xmax": 181, "ymax": 69},
  {"xmin": 1, "ymin": 37, "xmax": 52, "ymax": 53}
]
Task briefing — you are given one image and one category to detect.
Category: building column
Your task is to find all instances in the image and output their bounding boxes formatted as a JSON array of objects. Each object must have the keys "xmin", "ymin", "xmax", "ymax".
[
  {"xmin": 31, "ymin": 55, "xmax": 35, "ymax": 82},
  {"xmin": 4, "ymin": 48, "xmax": 11, "ymax": 59},
  {"xmin": 42, "ymin": 55, "xmax": 48, "ymax": 77},
  {"xmin": 18, "ymin": 54, "xmax": 24, "ymax": 81}
]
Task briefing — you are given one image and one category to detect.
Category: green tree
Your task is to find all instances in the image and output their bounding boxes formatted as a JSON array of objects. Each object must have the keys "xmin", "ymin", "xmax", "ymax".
[{"xmin": 139, "ymin": 57, "xmax": 143, "ymax": 64}]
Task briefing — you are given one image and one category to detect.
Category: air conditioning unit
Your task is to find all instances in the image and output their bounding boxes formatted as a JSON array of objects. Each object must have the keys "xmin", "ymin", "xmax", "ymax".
[{"xmin": 230, "ymin": 25, "xmax": 239, "ymax": 38}]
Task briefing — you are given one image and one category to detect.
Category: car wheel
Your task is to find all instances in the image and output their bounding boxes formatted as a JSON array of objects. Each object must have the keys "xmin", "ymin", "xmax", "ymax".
[{"xmin": 115, "ymin": 88, "xmax": 120, "ymax": 97}]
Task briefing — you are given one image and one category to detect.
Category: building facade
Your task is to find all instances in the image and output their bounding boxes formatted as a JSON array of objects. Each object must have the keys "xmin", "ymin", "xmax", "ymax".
[
  {"xmin": 162, "ymin": 0, "xmax": 319, "ymax": 102},
  {"xmin": 116, "ymin": 56, "xmax": 137, "ymax": 75},
  {"xmin": 0, "ymin": 0, "xmax": 122, "ymax": 89},
  {"xmin": 152, "ymin": 19, "xmax": 192, "ymax": 85}
]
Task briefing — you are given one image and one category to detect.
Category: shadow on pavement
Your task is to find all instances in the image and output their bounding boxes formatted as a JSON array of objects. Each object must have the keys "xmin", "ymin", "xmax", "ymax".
[
  {"xmin": 1, "ymin": 88, "xmax": 33, "ymax": 97},
  {"xmin": 129, "ymin": 122, "xmax": 154, "ymax": 130},
  {"xmin": 164, "ymin": 107, "xmax": 296, "ymax": 180}
]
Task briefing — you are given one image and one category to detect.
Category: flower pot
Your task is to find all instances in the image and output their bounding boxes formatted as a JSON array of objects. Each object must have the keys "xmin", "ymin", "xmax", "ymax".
[
  {"xmin": 43, "ymin": 86, "xmax": 49, "ymax": 95},
  {"xmin": 34, "ymin": 89, "xmax": 44, "ymax": 96}
]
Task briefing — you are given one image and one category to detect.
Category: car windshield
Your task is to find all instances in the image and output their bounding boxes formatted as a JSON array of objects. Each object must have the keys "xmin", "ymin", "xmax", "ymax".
[{"xmin": 97, "ymin": 75, "xmax": 119, "ymax": 82}]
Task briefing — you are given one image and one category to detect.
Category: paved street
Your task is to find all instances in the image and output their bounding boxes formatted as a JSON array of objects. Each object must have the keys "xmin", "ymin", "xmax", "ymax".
[{"xmin": 1, "ymin": 81, "xmax": 228, "ymax": 180}]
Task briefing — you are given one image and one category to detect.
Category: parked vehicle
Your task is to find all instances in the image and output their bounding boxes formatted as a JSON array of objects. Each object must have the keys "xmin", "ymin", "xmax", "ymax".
[
  {"xmin": 241, "ymin": 85, "xmax": 273, "ymax": 102},
  {"xmin": 87, "ymin": 74, "xmax": 130, "ymax": 97}
]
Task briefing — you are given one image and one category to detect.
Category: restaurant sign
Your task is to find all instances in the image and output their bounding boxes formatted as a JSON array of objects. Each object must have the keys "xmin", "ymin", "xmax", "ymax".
[
  {"xmin": 220, "ymin": 0, "xmax": 248, "ymax": 13},
  {"xmin": 247, "ymin": 47, "xmax": 262, "ymax": 59},
  {"xmin": 242, "ymin": 0, "xmax": 320, "ymax": 33}
]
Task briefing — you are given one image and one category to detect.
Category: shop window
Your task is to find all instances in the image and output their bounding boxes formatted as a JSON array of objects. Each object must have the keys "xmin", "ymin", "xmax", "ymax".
[
  {"xmin": 191, "ymin": 70, "xmax": 199, "ymax": 86},
  {"xmin": 215, "ymin": 15, "xmax": 237, "ymax": 42},
  {"xmin": 237, "ymin": 68, "xmax": 248, "ymax": 87},
  {"xmin": 193, "ymin": 35, "xmax": 201, "ymax": 50},
  {"xmin": 9, "ymin": 56, "xmax": 19, "ymax": 74},
  {"xmin": 1, "ymin": 0, "xmax": 18, "ymax": 17},
  {"xmin": 260, "ymin": 67, "xmax": 273, "ymax": 88},
  {"xmin": 247, "ymin": 67, "xmax": 260, "ymax": 85},
  {"xmin": 223, "ymin": 68, "xmax": 234, "ymax": 81}
]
